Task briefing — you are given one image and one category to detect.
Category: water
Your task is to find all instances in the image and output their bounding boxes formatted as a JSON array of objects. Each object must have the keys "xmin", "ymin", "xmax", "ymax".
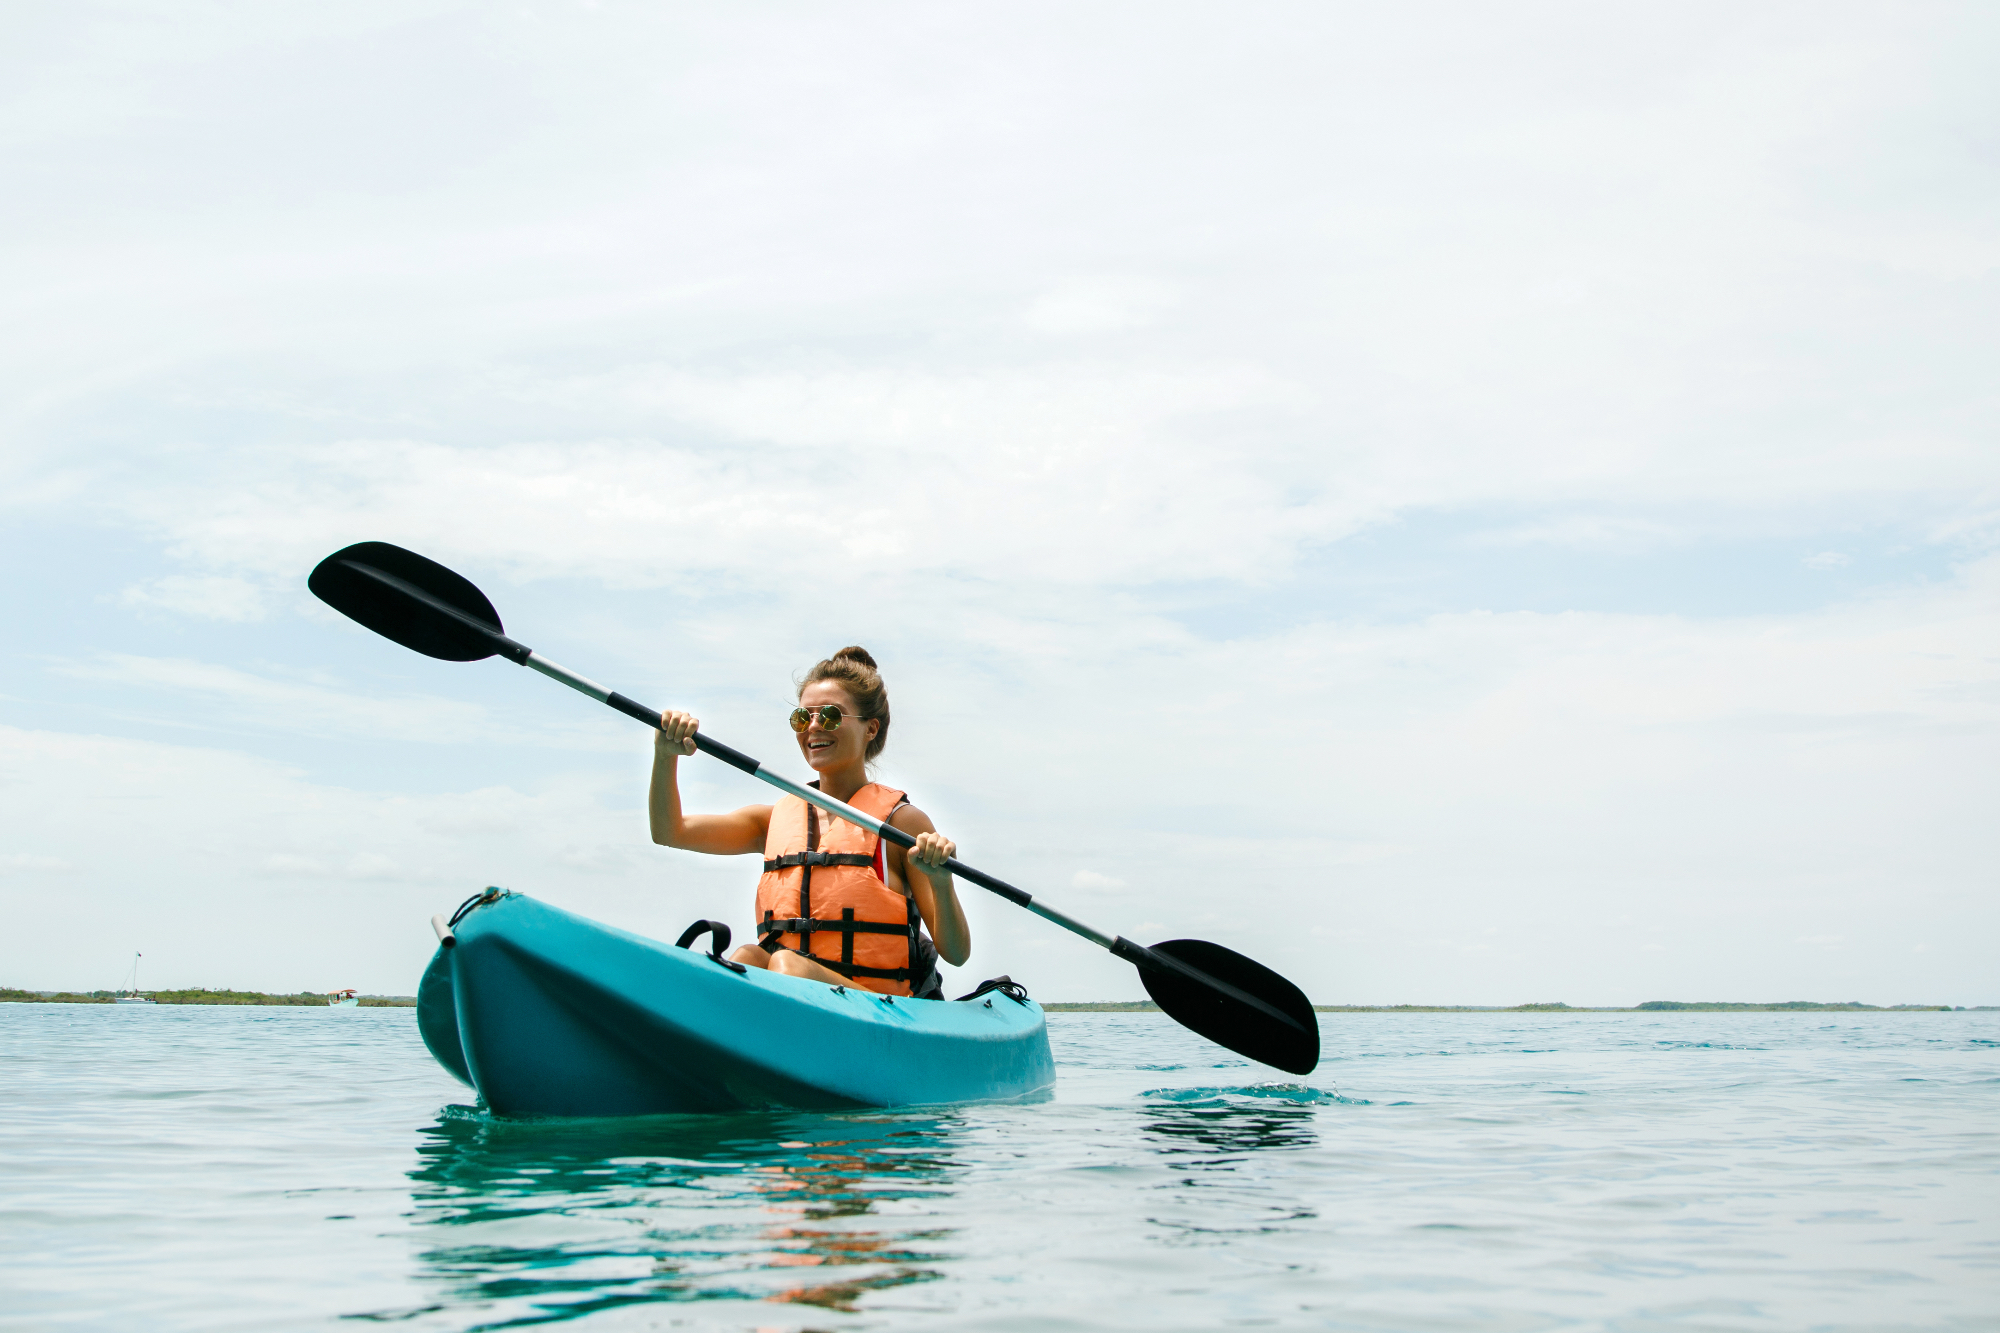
[{"xmin": 2, "ymin": 1006, "xmax": 1995, "ymax": 1332}]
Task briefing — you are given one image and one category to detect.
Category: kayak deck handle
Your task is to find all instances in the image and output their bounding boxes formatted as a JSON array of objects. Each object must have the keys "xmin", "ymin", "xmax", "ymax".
[{"xmin": 675, "ymin": 919, "xmax": 747, "ymax": 974}]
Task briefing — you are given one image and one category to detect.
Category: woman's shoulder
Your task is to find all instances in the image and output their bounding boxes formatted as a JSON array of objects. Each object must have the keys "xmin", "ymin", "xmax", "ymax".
[{"xmin": 883, "ymin": 797, "xmax": 934, "ymax": 832}]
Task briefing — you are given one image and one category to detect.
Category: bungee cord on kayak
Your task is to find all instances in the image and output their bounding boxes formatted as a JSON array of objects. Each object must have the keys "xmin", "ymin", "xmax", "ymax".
[{"xmin": 309, "ymin": 539, "xmax": 1320, "ymax": 1115}]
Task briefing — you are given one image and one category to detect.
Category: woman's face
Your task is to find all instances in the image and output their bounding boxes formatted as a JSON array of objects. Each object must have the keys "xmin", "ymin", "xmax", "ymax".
[{"xmin": 795, "ymin": 680, "xmax": 876, "ymax": 773}]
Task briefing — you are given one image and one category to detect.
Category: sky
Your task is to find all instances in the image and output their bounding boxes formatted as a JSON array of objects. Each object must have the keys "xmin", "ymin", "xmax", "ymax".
[{"xmin": 2, "ymin": 1, "xmax": 1996, "ymax": 1005}]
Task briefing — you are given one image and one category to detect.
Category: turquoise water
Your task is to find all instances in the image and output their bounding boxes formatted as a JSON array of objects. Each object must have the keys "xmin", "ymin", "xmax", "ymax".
[{"xmin": 1, "ymin": 1006, "xmax": 1994, "ymax": 1331}]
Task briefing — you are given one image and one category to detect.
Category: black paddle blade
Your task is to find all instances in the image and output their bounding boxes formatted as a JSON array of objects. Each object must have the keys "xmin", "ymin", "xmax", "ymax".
[
  {"xmin": 1138, "ymin": 939, "xmax": 1321, "ymax": 1075},
  {"xmin": 308, "ymin": 541, "xmax": 507, "ymax": 662}
]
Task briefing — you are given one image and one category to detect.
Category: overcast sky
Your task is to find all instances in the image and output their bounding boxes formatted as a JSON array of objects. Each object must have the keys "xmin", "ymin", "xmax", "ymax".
[{"xmin": 3, "ymin": 1, "xmax": 1996, "ymax": 1004}]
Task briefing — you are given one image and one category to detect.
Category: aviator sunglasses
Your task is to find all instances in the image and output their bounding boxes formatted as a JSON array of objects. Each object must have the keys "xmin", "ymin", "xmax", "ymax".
[{"xmin": 789, "ymin": 704, "xmax": 854, "ymax": 733}]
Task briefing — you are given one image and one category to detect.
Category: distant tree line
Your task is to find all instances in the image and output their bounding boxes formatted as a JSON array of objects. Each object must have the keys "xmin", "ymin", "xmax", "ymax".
[{"xmin": 0, "ymin": 987, "xmax": 415, "ymax": 1006}]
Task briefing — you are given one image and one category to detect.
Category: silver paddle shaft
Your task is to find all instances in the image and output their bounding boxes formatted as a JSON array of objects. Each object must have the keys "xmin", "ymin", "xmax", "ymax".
[{"xmin": 523, "ymin": 650, "xmax": 1117, "ymax": 951}]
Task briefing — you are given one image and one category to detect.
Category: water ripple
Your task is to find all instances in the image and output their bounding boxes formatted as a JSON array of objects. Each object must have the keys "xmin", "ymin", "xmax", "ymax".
[{"xmin": 1, "ymin": 1005, "xmax": 1995, "ymax": 1331}]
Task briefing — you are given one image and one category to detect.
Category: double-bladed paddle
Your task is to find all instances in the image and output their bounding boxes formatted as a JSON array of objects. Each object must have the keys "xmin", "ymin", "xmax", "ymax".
[{"xmin": 308, "ymin": 541, "xmax": 1321, "ymax": 1075}]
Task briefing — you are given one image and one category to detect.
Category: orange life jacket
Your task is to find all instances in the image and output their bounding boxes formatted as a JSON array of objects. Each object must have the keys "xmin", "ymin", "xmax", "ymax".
[{"xmin": 754, "ymin": 783, "xmax": 936, "ymax": 997}]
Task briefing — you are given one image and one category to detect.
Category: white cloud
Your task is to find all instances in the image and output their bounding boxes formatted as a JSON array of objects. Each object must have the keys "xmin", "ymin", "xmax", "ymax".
[
  {"xmin": 7, "ymin": 532, "xmax": 1995, "ymax": 1002},
  {"xmin": 0, "ymin": 854, "xmax": 74, "ymax": 873},
  {"xmin": 897, "ymin": 554, "xmax": 2000, "ymax": 1001},
  {"xmin": 1472, "ymin": 515, "xmax": 1688, "ymax": 552},
  {"xmin": 6, "ymin": 6, "xmax": 1997, "ymax": 594},
  {"xmin": 0, "ymin": 723, "xmax": 732, "ymax": 994},
  {"xmin": 117, "ymin": 575, "xmax": 270, "ymax": 622},
  {"xmin": 1022, "ymin": 278, "xmax": 1177, "ymax": 337},
  {"xmin": 258, "ymin": 854, "xmax": 332, "ymax": 879},
  {"xmin": 346, "ymin": 853, "xmax": 403, "ymax": 880},
  {"xmin": 2, "ymin": 4, "xmax": 1997, "ymax": 1008},
  {"xmin": 90, "ymin": 388, "xmax": 1330, "ymax": 596},
  {"xmin": 52, "ymin": 653, "xmax": 502, "ymax": 745},
  {"xmin": 1804, "ymin": 552, "xmax": 1852, "ymax": 570}
]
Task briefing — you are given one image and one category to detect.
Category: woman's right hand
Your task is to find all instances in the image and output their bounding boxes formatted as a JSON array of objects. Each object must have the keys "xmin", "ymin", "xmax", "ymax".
[{"xmin": 657, "ymin": 710, "xmax": 699, "ymax": 757}]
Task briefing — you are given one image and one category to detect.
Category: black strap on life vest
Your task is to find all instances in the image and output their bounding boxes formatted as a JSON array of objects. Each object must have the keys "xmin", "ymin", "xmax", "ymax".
[
  {"xmin": 758, "ymin": 910, "xmax": 919, "ymax": 981},
  {"xmin": 801, "ymin": 801, "xmax": 822, "ymax": 955},
  {"xmin": 756, "ymin": 789, "xmax": 936, "ymax": 993},
  {"xmin": 761, "ymin": 851, "xmax": 876, "ymax": 871},
  {"xmin": 758, "ymin": 915, "xmax": 909, "ymax": 939}
]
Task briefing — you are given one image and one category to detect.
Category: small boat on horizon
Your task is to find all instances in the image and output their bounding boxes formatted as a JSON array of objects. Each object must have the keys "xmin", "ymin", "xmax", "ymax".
[
  {"xmin": 328, "ymin": 989, "xmax": 360, "ymax": 1008},
  {"xmin": 115, "ymin": 953, "xmax": 156, "ymax": 1005}
]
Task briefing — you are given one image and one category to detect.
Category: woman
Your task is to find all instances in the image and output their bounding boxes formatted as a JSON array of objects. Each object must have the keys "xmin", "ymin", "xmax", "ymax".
[{"xmin": 649, "ymin": 646, "xmax": 970, "ymax": 999}]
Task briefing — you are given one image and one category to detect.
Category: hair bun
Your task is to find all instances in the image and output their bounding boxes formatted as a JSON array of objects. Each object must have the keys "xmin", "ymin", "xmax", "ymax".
[{"xmin": 802, "ymin": 647, "xmax": 890, "ymax": 761}]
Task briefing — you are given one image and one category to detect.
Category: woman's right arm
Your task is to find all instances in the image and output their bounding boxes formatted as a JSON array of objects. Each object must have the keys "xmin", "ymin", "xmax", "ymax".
[{"xmin": 649, "ymin": 710, "xmax": 770, "ymax": 855}]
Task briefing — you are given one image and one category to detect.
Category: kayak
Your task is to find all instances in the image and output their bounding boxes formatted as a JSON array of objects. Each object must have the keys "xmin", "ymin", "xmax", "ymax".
[{"xmin": 416, "ymin": 891, "xmax": 1055, "ymax": 1117}]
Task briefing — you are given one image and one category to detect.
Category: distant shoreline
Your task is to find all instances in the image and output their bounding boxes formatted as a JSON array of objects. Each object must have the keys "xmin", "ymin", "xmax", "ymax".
[
  {"xmin": 1, "ymin": 988, "xmax": 416, "ymax": 1007},
  {"xmin": 5, "ymin": 989, "xmax": 1990, "ymax": 1012}
]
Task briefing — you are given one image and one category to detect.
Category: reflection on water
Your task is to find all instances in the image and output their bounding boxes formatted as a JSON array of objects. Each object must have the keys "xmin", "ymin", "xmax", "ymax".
[
  {"xmin": 383, "ymin": 1089, "xmax": 1329, "ymax": 1328},
  {"xmin": 1139, "ymin": 1101, "xmax": 1324, "ymax": 1247},
  {"xmin": 1142, "ymin": 1103, "xmax": 1319, "ymax": 1160},
  {"xmin": 387, "ymin": 1106, "xmax": 963, "ymax": 1326}
]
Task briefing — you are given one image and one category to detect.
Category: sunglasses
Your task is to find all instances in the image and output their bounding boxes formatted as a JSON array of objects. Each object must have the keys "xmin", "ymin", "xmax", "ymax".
[{"xmin": 789, "ymin": 704, "xmax": 851, "ymax": 733}]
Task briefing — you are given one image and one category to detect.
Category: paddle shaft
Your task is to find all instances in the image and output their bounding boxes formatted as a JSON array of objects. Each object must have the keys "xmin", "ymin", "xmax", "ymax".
[
  {"xmin": 333, "ymin": 557, "xmax": 1304, "ymax": 1033},
  {"xmin": 570, "ymin": 660, "xmax": 1304, "ymax": 1028},
  {"xmin": 528, "ymin": 651, "xmax": 1113, "ymax": 946}
]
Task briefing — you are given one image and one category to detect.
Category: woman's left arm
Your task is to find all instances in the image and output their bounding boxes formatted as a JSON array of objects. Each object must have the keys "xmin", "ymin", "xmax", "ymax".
[{"xmin": 888, "ymin": 805, "xmax": 970, "ymax": 967}]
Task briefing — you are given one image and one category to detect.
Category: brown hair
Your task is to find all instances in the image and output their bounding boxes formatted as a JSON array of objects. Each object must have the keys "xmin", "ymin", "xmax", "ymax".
[{"xmin": 800, "ymin": 646, "xmax": 890, "ymax": 760}]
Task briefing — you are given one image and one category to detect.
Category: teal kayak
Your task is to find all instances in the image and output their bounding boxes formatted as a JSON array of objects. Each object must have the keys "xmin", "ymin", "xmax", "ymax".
[{"xmin": 416, "ymin": 892, "xmax": 1055, "ymax": 1117}]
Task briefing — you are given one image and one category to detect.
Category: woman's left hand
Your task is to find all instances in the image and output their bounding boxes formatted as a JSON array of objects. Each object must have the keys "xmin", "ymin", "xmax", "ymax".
[{"xmin": 910, "ymin": 831, "xmax": 955, "ymax": 879}]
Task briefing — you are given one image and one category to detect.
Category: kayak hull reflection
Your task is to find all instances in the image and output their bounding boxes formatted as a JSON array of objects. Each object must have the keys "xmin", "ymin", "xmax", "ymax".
[{"xmin": 416, "ymin": 893, "xmax": 1054, "ymax": 1117}]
